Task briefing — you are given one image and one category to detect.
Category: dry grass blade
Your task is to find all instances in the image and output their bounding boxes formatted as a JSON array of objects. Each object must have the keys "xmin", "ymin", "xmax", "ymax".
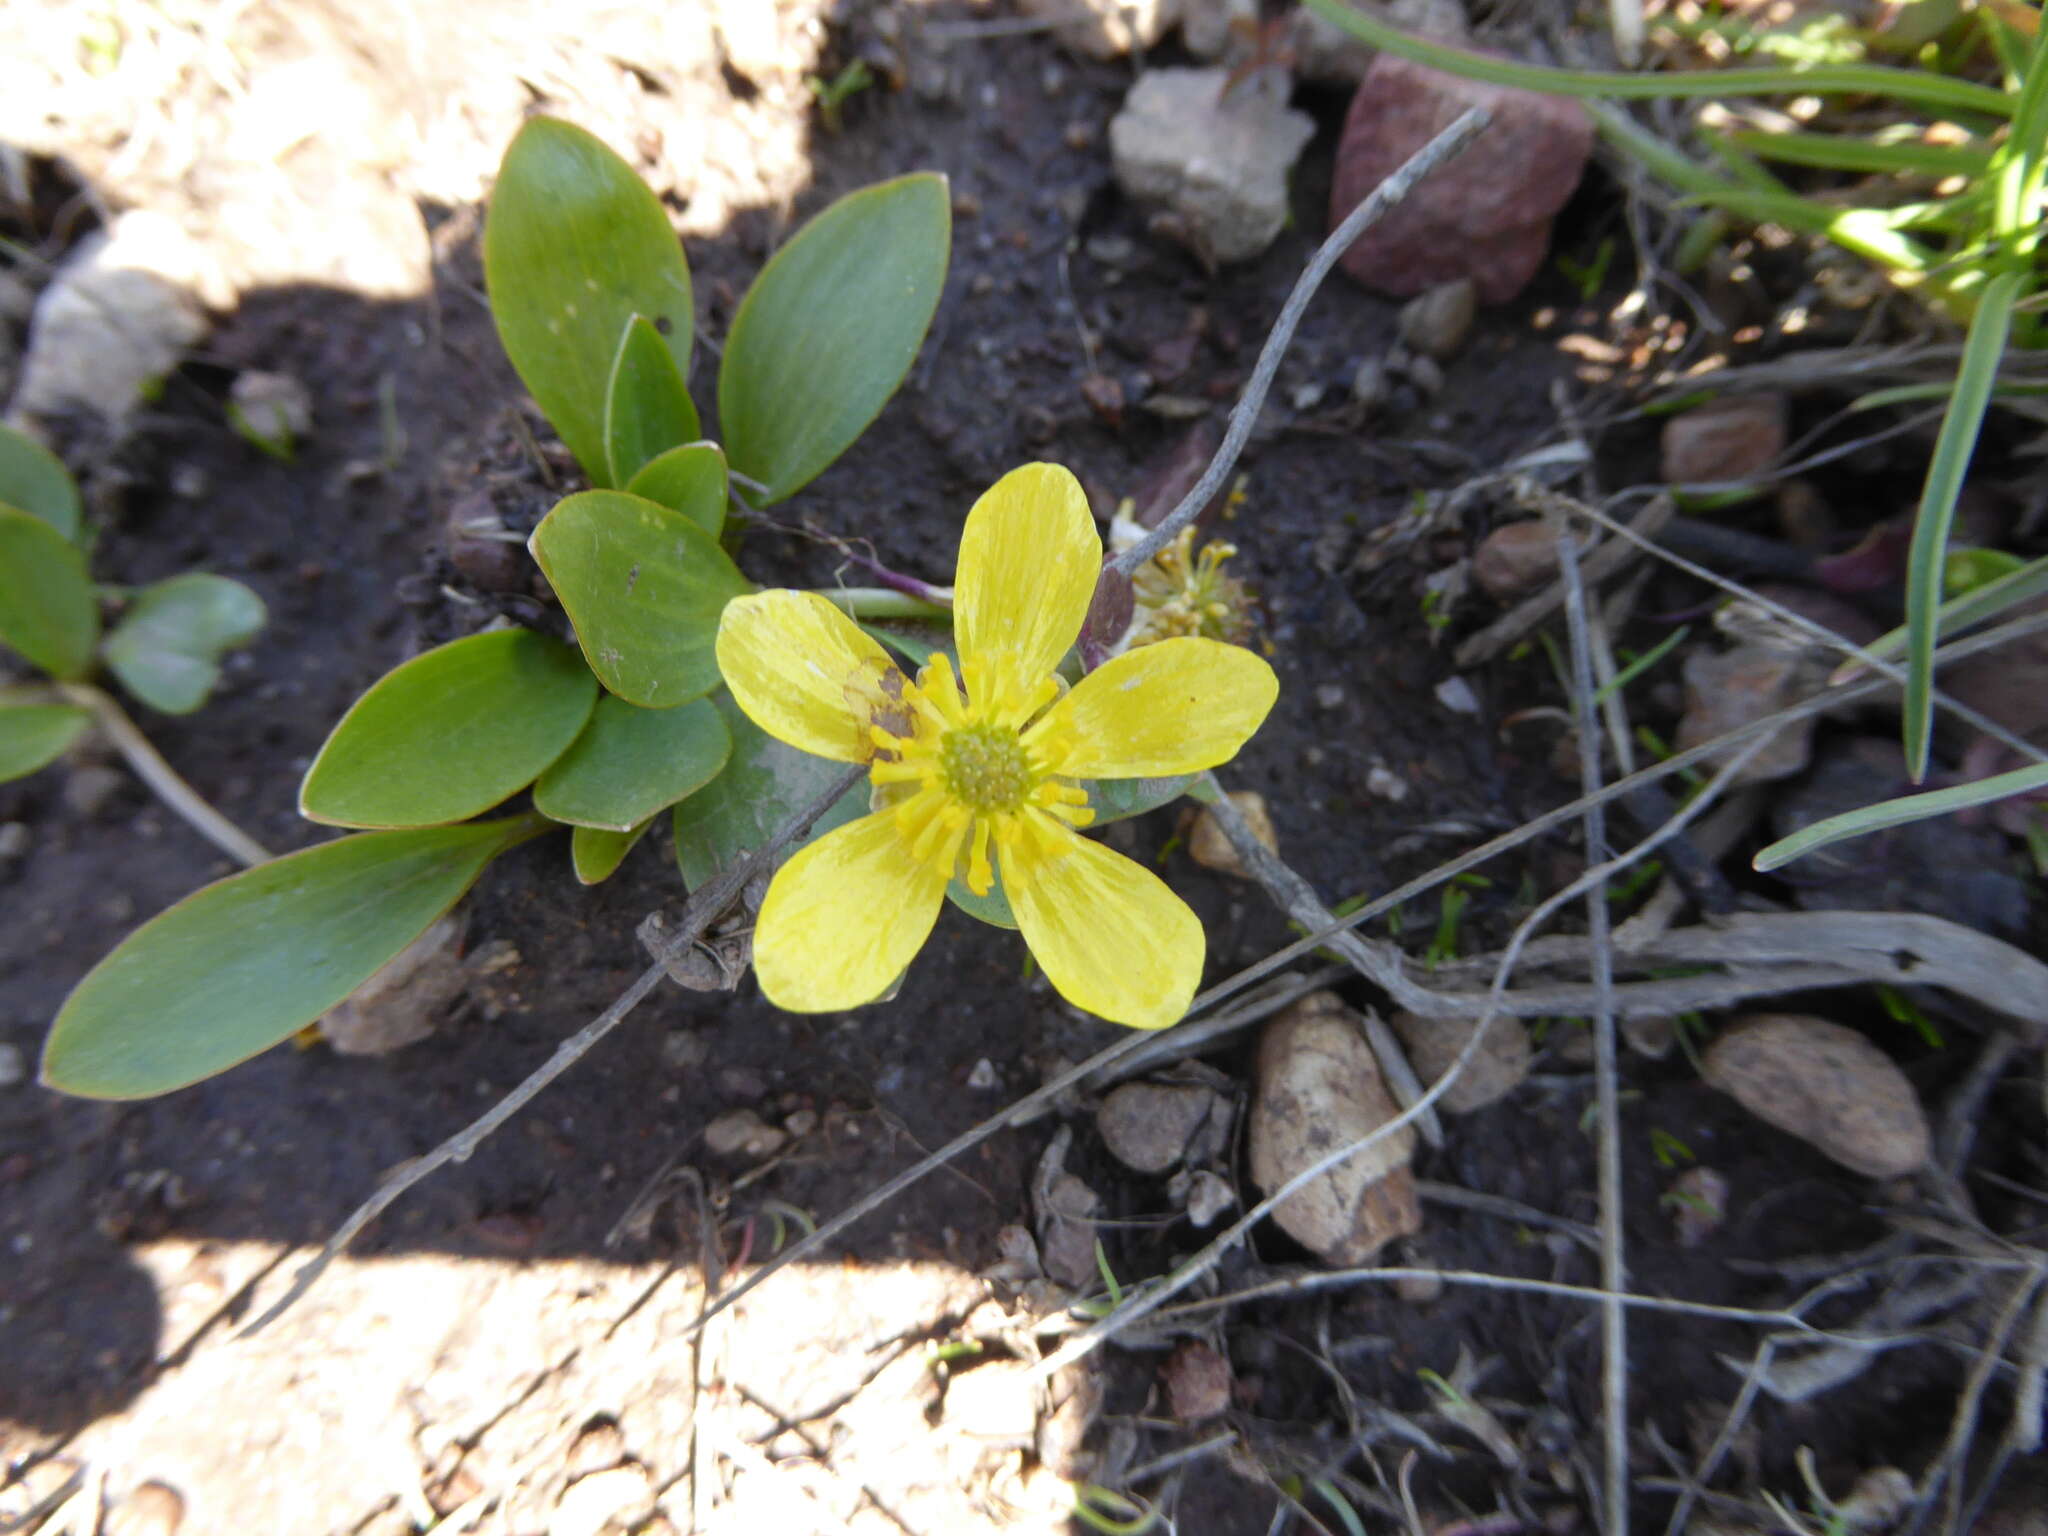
[{"xmin": 1557, "ymin": 528, "xmax": 1630, "ymax": 1536}]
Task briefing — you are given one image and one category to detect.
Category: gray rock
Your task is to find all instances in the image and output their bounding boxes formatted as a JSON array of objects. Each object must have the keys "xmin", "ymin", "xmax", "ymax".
[
  {"xmin": 0, "ymin": 1042, "xmax": 25, "ymax": 1089},
  {"xmin": 1096, "ymin": 1081, "xmax": 1227, "ymax": 1173},
  {"xmin": 1398, "ymin": 278, "xmax": 1477, "ymax": 360},
  {"xmin": 1675, "ymin": 643, "xmax": 1821, "ymax": 785},
  {"xmin": 10, "ymin": 212, "xmax": 211, "ymax": 435},
  {"xmin": 0, "ymin": 821, "xmax": 30, "ymax": 861},
  {"xmin": 1249, "ymin": 993, "xmax": 1420, "ymax": 1264},
  {"xmin": 1290, "ymin": 0, "xmax": 1469, "ymax": 84},
  {"xmin": 318, "ymin": 914, "xmax": 467, "ymax": 1055},
  {"xmin": 63, "ymin": 764, "xmax": 128, "ymax": 820},
  {"xmin": 1703, "ymin": 1013, "xmax": 1930, "ymax": 1180},
  {"xmin": 1022, "ymin": 0, "xmax": 1181, "ymax": 58},
  {"xmin": 1181, "ymin": 0, "xmax": 1258, "ymax": 58},
  {"xmin": 1389, "ymin": 1010, "xmax": 1530, "ymax": 1114},
  {"xmin": 1330, "ymin": 52, "xmax": 1591, "ymax": 302},
  {"xmin": 1110, "ymin": 68, "xmax": 1316, "ymax": 266}
]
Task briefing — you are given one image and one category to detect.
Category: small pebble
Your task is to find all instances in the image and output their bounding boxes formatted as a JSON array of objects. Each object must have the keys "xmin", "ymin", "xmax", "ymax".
[
  {"xmin": 703, "ymin": 1108, "xmax": 786, "ymax": 1159},
  {"xmin": 1703, "ymin": 1013, "xmax": 1930, "ymax": 1179},
  {"xmin": 1434, "ymin": 676, "xmax": 1480, "ymax": 715},
  {"xmin": 1162, "ymin": 1340, "xmax": 1232, "ymax": 1422},
  {"xmin": 64, "ymin": 764, "xmax": 127, "ymax": 819},
  {"xmin": 783, "ymin": 1107, "xmax": 818, "ymax": 1138},
  {"xmin": 1313, "ymin": 683, "xmax": 1345, "ymax": 711},
  {"xmin": 0, "ymin": 821, "xmax": 29, "ymax": 860},
  {"xmin": 1351, "ymin": 356, "xmax": 1391, "ymax": 411},
  {"xmin": 1186, "ymin": 791, "xmax": 1278, "ymax": 878},
  {"xmin": 1397, "ymin": 277, "xmax": 1477, "ymax": 360},
  {"xmin": 966, "ymin": 1057, "xmax": 999, "ymax": 1090},
  {"xmin": 0, "ymin": 1043, "xmax": 25, "ymax": 1089},
  {"xmin": 1364, "ymin": 764, "xmax": 1409, "ymax": 803},
  {"xmin": 661, "ymin": 1032, "xmax": 709, "ymax": 1072}
]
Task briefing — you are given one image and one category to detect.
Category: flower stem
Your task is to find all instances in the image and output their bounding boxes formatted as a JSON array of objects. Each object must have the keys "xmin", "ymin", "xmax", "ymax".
[
  {"xmin": 60, "ymin": 682, "xmax": 273, "ymax": 867},
  {"xmin": 815, "ymin": 586, "xmax": 955, "ymax": 622}
]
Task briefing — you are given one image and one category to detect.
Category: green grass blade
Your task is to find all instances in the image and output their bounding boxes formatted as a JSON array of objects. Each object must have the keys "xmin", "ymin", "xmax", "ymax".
[
  {"xmin": 1902, "ymin": 268, "xmax": 2022, "ymax": 780},
  {"xmin": 1301, "ymin": 0, "xmax": 2015, "ymax": 115},
  {"xmin": 1724, "ymin": 129, "xmax": 1993, "ymax": 178},
  {"xmin": 1834, "ymin": 549, "xmax": 2048, "ymax": 681},
  {"xmin": 1755, "ymin": 760, "xmax": 2048, "ymax": 871}
]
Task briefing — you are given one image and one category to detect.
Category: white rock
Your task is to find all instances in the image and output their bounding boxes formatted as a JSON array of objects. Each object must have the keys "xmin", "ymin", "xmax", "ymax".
[
  {"xmin": 10, "ymin": 212, "xmax": 212, "ymax": 435},
  {"xmin": 1022, "ymin": 0, "xmax": 1182, "ymax": 58},
  {"xmin": 548, "ymin": 1466, "xmax": 652, "ymax": 1536},
  {"xmin": 1110, "ymin": 68, "xmax": 1316, "ymax": 266},
  {"xmin": 702, "ymin": 1108, "xmax": 787, "ymax": 1159}
]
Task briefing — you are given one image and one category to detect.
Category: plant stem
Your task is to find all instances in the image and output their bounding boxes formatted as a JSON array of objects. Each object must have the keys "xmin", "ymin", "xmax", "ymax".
[
  {"xmin": 61, "ymin": 683, "xmax": 273, "ymax": 867},
  {"xmin": 814, "ymin": 585, "xmax": 954, "ymax": 621}
]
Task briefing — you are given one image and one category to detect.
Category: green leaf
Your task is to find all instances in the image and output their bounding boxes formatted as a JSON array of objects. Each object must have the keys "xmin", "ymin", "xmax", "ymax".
[
  {"xmin": 41, "ymin": 818, "xmax": 536, "ymax": 1099},
  {"xmin": 0, "ymin": 506, "xmax": 99, "ymax": 679},
  {"xmin": 947, "ymin": 869, "xmax": 1017, "ymax": 929},
  {"xmin": 483, "ymin": 117, "xmax": 693, "ymax": 487},
  {"xmin": 571, "ymin": 819, "xmax": 652, "ymax": 884},
  {"xmin": 624, "ymin": 441, "xmax": 727, "ymax": 538},
  {"xmin": 1903, "ymin": 268, "xmax": 2020, "ymax": 780},
  {"xmin": 533, "ymin": 693, "xmax": 730, "ymax": 830},
  {"xmin": 0, "ymin": 702, "xmax": 91, "ymax": 783},
  {"xmin": 0, "ymin": 425, "xmax": 83, "ymax": 543},
  {"xmin": 718, "ymin": 173, "xmax": 950, "ymax": 503},
  {"xmin": 101, "ymin": 573, "xmax": 267, "ymax": 714},
  {"xmin": 1084, "ymin": 774, "xmax": 1197, "ymax": 824},
  {"xmin": 300, "ymin": 629, "xmax": 597, "ymax": 828},
  {"xmin": 670, "ymin": 691, "xmax": 865, "ymax": 888},
  {"xmin": 528, "ymin": 489, "xmax": 752, "ymax": 708},
  {"xmin": 605, "ymin": 314, "xmax": 701, "ymax": 488},
  {"xmin": 1755, "ymin": 760, "xmax": 2048, "ymax": 872}
]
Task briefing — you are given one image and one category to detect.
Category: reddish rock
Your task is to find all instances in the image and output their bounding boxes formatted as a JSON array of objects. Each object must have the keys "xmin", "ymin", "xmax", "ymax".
[
  {"xmin": 1329, "ymin": 53, "xmax": 1592, "ymax": 303},
  {"xmin": 1660, "ymin": 393, "xmax": 1789, "ymax": 483}
]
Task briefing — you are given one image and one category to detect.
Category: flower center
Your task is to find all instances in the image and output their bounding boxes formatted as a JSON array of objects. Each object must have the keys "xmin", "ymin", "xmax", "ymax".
[{"xmin": 939, "ymin": 722, "xmax": 1032, "ymax": 814}]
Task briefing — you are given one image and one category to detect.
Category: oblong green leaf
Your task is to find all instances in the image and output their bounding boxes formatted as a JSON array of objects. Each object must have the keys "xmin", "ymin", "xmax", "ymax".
[
  {"xmin": 1084, "ymin": 774, "xmax": 1197, "ymax": 824},
  {"xmin": 670, "ymin": 692, "xmax": 865, "ymax": 888},
  {"xmin": 484, "ymin": 117, "xmax": 693, "ymax": 488},
  {"xmin": 1755, "ymin": 761, "xmax": 2048, "ymax": 873},
  {"xmin": 718, "ymin": 173, "xmax": 950, "ymax": 503},
  {"xmin": 625, "ymin": 441, "xmax": 727, "ymax": 538},
  {"xmin": 534, "ymin": 693, "xmax": 730, "ymax": 830},
  {"xmin": 948, "ymin": 870, "xmax": 1018, "ymax": 929},
  {"xmin": 528, "ymin": 490, "xmax": 752, "ymax": 708},
  {"xmin": 42, "ymin": 818, "xmax": 536, "ymax": 1099},
  {"xmin": 300, "ymin": 629, "xmax": 597, "ymax": 828},
  {"xmin": 0, "ymin": 702, "xmax": 91, "ymax": 783},
  {"xmin": 102, "ymin": 573, "xmax": 267, "ymax": 714},
  {"xmin": 0, "ymin": 507, "xmax": 98, "ymax": 679},
  {"xmin": 0, "ymin": 426, "xmax": 83, "ymax": 543},
  {"xmin": 571, "ymin": 819, "xmax": 652, "ymax": 885},
  {"xmin": 605, "ymin": 315, "xmax": 701, "ymax": 488}
]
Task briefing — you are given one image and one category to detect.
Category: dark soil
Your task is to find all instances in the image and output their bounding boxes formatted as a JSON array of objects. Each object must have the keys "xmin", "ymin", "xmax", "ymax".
[{"xmin": 2, "ymin": 5, "xmax": 2033, "ymax": 1529}]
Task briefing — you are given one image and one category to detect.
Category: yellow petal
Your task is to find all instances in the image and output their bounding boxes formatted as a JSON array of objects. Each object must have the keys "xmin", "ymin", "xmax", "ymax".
[
  {"xmin": 953, "ymin": 464, "xmax": 1101, "ymax": 689},
  {"xmin": 716, "ymin": 590, "xmax": 903, "ymax": 763},
  {"xmin": 1032, "ymin": 636, "xmax": 1278, "ymax": 777},
  {"xmin": 753, "ymin": 808, "xmax": 949, "ymax": 1011},
  {"xmin": 1005, "ymin": 817, "xmax": 1202, "ymax": 1029}
]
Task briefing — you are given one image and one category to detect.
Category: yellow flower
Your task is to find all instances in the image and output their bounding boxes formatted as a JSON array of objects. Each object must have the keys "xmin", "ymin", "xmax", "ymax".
[{"xmin": 715, "ymin": 463, "xmax": 1279, "ymax": 1028}]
